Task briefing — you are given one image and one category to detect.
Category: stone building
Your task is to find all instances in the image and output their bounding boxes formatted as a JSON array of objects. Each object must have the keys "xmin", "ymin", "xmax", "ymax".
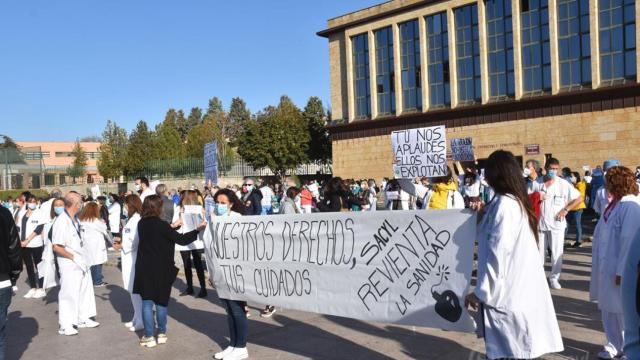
[{"xmin": 318, "ymin": 0, "xmax": 639, "ymax": 179}]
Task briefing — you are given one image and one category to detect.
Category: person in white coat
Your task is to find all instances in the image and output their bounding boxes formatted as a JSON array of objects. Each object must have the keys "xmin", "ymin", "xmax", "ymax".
[
  {"xmin": 51, "ymin": 192, "xmax": 99, "ymax": 336},
  {"xmin": 466, "ymin": 150, "xmax": 564, "ymax": 359},
  {"xmin": 537, "ymin": 157, "xmax": 582, "ymax": 289},
  {"xmin": 36, "ymin": 197, "xmax": 65, "ymax": 291},
  {"xmin": 621, "ymin": 222, "xmax": 640, "ymax": 359},
  {"xmin": 174, "ymin": 190, "xmax": 207, "ymax": 298},
  {"xmin": 78, "ymin": 202, "xmax": 110, "ymax": 287},
  {"xmin": 135, "ymin": 176, "xmax": 154, "ymax": 203},
  {"xmin": 107, "ymin": 194, "xmax": 122, "ymax": 238},
  {"xmin": 18, "ymin": 194, "xmax": 46, "ymax": 299},
  {"xmin": 112, "ymin": 194, "xmax": 143, "ymax": 332},
  {"xmin": 589, "ymin": 166, "xmax": 640, "ymax": 359}
]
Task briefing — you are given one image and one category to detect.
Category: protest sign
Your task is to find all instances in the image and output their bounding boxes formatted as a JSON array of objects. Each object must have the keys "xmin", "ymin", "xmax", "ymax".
[
  {"xmin": 204, "ymin": 141, "xmax": 218, "ymax": 185},
  {"xmin": 203, "ymin": 209, "xmax": 476, "ymax": 332},
  {"xmin": 450, "ymin": 138, "xmax": 474, "ymax": 162},
  {"xmin": 90, "ymin": 185, "xmax": 101, "ymax": 199},
  {"xmin": 183, "ymin": 205, "xmax": 204, "ymax": 240},
  {"xmin": 391, "ymin": 125, "xmax": 448, "ymax": 179}
]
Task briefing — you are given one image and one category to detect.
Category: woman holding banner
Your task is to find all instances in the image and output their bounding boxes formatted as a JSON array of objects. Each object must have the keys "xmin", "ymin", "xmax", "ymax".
[
  {"xmin": 211, "ymin": 188, "xmax": 249, "ymax": 360},
  {"xmin": 466, "ymin": 150, "xmax": 564, "ymax": 359}
]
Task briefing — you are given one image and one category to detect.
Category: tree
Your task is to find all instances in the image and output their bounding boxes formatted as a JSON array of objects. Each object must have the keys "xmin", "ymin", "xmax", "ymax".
[
  {"xmin": 151, "ymin": 120, "xmax": 185, "ymax": 160},
  {"xmin": 67, "ymin": 140, "xmax": 87, "ymax": 184},
  {"xmin": 162, "ymin": 109, "xmax": 179, "ymax": 131},
  {"xmin": 97, "ymin": 120, "xmax": 128, "ymax": 182},
  {"xmin": 228, "ymin": 97, "xmax": 251, "ymax": 144},
  {"xmin": 205, "ymin": 97, "xmax": 224, "ymax": 118},
  {"xmin": 174, "ymin": 110, "xmax": 190, "ymax": 141},
  {"xmin": 184, "ymin": 115, "xmax": 223, "ymax": 159},
  {"xmin": 182, "ymin": 107, "xmax": 203, "ymax": 140},
  {"xmin": 237, "ymin": 95, "xmax": 310, "ymax": 180},
  {"xmin": 123, "ymin": 120, "xmax": 153, "ymax": 176},
  {"xmin": 0, "ymin": 134, "xmax": 24, "ymax": 164},
  {"xmin": 303, "ymin": 97, "xmax": 332, "ymax": 164},
  {"xmin": 79, "ymin": 135, "xmax": 102, "ymax": 142}
]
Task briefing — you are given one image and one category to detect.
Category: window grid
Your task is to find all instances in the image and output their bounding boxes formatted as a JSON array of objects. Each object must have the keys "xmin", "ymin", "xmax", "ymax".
[
  {"xmin": 558, "ymin": 0, "xmax": 592, "ymax": 89},
  {"xmin": 352, "ymin": 33, "xmax": 371, "ymax": 119},
  {"xmin": 455, "ymin": 4, "xmax": 482, "ymax": 105},
  {"xmin": 521, "ymin": 0, "xmax": 552, "ymax": 94},
  {"xmin": 399, "ymin": 20, "xmax": 423, "ymax": 112},
  {"xmin": 426, "ymin": 12, "xmax": 451, "ymax": 108},
  {"xmin": 375, "ymin": 27, "xmax": 396, "ymax": 116},
  {"xmin": 599, "ymin": 0, "xmax": 636, "ymax": 84},
  {"xmin": 486, "ymin": 0, "xmax": 515, "ymax": 99}
]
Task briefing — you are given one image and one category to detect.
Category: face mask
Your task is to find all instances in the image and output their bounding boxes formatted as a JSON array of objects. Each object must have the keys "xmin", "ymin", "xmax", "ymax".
[
  {"xmin": 2, "ymin": 203, "xmax": 10, "ymax": 210},
  {"xmin": 245, "ymin": 185, "xmax": 254, "ymax": 192},
  {"xmin": 54, "ymin": 207, "xmax": 64, "ymax": 216},
  {"xmin": 27, "ymin": 204, "xmax": 37, "ymax": 210},
  {"xmin": 216, "ymin": 204, "xmax": 229, "ymax": 216},
  {"xmin": 523, "ymin": 168, "xmax": 532, "ymax": 177},
  {"xmin": 571, "ymin": 177, "xmax": 577, "ymax": 184},
  {"xmin": 547, "ymin": 170, "xmax": 557, "ymax": 179},
  {"xmin": 135, "ymin": 184, "xmax": 141, "ymax": 192}
]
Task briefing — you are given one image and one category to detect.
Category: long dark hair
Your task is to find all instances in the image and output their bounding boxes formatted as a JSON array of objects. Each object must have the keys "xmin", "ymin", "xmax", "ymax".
[
  {"xmin": 485, "ymin": 150, "xmax": 539, "ymax": 244},
  {"xmin": 213, "ymin": 188, "xmax": 246, "ymax": 215}
]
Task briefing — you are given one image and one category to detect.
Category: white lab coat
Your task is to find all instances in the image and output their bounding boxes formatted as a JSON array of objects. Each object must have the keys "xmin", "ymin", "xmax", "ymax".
[
  {"xmin": 475, "ymin": 194, "xmax": 564, "ymax": 359},
  {"xmin": 398, "ymin": 179, "xmax": 465, "ymax": 210},
  {"xmin": 590, "ymin": 195, "xmax": 640, "ymax": 313},
  {"xmin": 139, "ymin": 188, "xmax": 154, "ymax": 203},
  {"xmin": 107, "ymin": 202, "xmax": 121, "ymax": 234},
  {"xmin": 120, "ymin": 213, "xmax": 143, "ymax": 326},
  {"xmin": 51, "ymin": 211, "xmax": 96, "ymax": 329},
  {"xmin": 21, "ymin": 210, "xmax": 44, "ymax": 248},
  {"xmin": 593, "ymin": 187, "xmax": 610, "ymax": 215},
  {"xmin": 80, "ymin": 219, "xmax": 110, "ymax": 266},
  {"xmin": 37, "ymin": 217, "xmax": 59, "ymax": 290},
  {"xmin": 621, "ymin": 224, "xmax": 640, "ymax": 359}
]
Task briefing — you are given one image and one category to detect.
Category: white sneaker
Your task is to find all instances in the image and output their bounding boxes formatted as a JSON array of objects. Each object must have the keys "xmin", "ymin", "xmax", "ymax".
[
  {"xmin": 129, "ymin": 324, "xmax": 144, "ymax": 332},
  {"xmin": 77, "ymin": 319, "xmax": 100, "ymax": 328},
  {"xmin": 58, "ymin": 328, "xmax": 79, "ymax": 336},
  {"xmin": 32, "ymin": 289, "xmax": 46, "ymax": 299},
  {"xmin": 23, "ymin": 288, "xmax": 36, "ymax": 299},
  {"xmin": 549, "ymin": 279, "xmax": 562, "ymax": 289},
  {"xmin": 214, "ymin": 347, "xmax": 235, "ymax": 360},
  {"xmin": 223, "ymin": 347, "xmax": 248, "ymax": 360},
  {"xmin": 11, "ymin": 286, "xmax": 17, "ymax": 295},
  {"xmin": 124, "ymin": 321, "xmax": 134, "ymax": 328}
]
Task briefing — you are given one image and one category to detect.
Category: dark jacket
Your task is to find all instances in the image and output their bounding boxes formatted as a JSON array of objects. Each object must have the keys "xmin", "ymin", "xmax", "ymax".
[
  {"xmin": 317, "ymin": 191, "xmax": 358, "ymax": 213},
  {"xmin": 243, "ymin": 189, "xmax": 263, "ymax": 216},
  {"xmin": 0, "ymin": 207, "xmax": 22, "ymax": 283},
  {"xmin": 159, "ymin": 196, "xmax": 175, "ymax": 224},
  {"xmin": 133, "ymin": 217, "xmax": 198, "ymax": 306}
]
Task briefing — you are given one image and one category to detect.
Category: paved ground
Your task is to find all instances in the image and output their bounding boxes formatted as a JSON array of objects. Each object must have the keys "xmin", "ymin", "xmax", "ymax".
[{"xmin": 7, "ymin": 218, "xmax": 604, "ymax": 360}]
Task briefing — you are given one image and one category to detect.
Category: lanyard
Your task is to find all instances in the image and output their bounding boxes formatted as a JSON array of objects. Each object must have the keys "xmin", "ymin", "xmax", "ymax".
[
  {"xmin": 64, "ymin": 209, "xmax": 82, "ymax": 238},
  {"xmin": 603, "ymin": 199, "xmax": 619, "ymax": 222}
]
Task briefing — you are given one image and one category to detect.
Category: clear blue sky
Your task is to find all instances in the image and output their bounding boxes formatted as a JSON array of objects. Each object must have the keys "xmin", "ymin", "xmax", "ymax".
[{"xmin": 0, "ymin": 0, "xmax": 379, "ymax": 141}]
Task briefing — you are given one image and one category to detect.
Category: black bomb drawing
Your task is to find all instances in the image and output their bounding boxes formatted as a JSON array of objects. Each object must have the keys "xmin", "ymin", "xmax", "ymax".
[{"xmin": 431, "ymin": 265, "xmax": 462, "ymax": 323}]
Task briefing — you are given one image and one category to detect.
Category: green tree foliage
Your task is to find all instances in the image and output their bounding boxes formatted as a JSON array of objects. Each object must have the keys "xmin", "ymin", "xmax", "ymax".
[
  {"xmin": 174, "ymin": 110, "xmax": 189, "ymax": 141},
  {"xmin": 67, "ymin": 140, "xmax": 87, "ymax": 184},
  {"xmin": 152, "ymin": 120, "xmax": 185, "ymax": 160},
  {"xmin": 185, "ymin": 115, "xmax": 223, "ymax": 159},
  {"xmin": 123, "ymin": 120, "xmax": 153, "ymax": 176},
  {"xmin": 205, "ymin": 97, "xmax": 224, "ymax": 117},
  {"xmin": 237, "ymin": 95, "xmax": 310, "ymax": 180},
  {"xmin": 228, "ymin": 97, "xmax": 251, "ymax": 144},
  {"xmin": 97, "ymin": 120, "xmax": 128, "ymax": 181},
  {"xmin": 303, "ymin": 97, "xmax": 332, "ymax": 164},
  {"xmin": 162, "ymin": 109, "xmax": 179, "ymax": 131},
  {"xmin": 0, "ymin": 135, "xmax": 24, "ymax": 164}
]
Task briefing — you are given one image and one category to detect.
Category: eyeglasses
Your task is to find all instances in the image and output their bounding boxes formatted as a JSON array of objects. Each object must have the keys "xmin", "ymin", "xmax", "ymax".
[{"xmin": 242, "ymin": 184, "xmax": 253, "ymax": 187}]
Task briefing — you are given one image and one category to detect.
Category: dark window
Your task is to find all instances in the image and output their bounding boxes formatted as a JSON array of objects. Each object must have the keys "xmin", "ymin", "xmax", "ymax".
[
  {"xmin": 400, "ymin": 20, "xmax": 423, "ymax": 112},
  {"xmin": 599, "ymin": 0, "xmax": 636, "ymax": 84},
  {"xmin": 426, "ymin": 12, "xmax": 451, "ymax": 108},
  {"xmin": 375, "ymin": 26, "xmax": 396, "ymax": 115},
  {"xmin": 486, "ymin": 0, "xmax": 515, "ymax": 99},
  {"xmin": 558, "ymin": 0, "xmax": 591, "ymax": 89},
  {"xmin": 352, "ymin": 33, "xmax": 371, "ymax": 119},
  {"xmin": 455, "ymin": 4, "xmax": 482, "ymax": 104},
  {"xmin": 521, "ymin": 0, "xmax": 551, "ymax": 94}
]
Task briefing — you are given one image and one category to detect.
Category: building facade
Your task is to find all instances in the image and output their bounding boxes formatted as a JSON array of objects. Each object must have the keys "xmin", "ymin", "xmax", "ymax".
[
  {"xmin": 318, "ymin": 0, "xmax": 640, "ymax": 179},
  {"xmin": 12, "ymin": 141, "xmax": 103, "ymax": 187}
]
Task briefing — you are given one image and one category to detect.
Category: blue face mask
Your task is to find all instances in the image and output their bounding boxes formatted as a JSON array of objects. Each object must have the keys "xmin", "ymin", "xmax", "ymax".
[
  {"xmin": 216, "ymin": 204, "xmax": 229, "ymax": 216},
  {"xmin": 27, "ymin": 203, "xmax": 37, "ymax": 210},
  {"xmin": 547, "ymin": 170, "xmax": 557, "ymax": 179},
  {"xmin": 54, "ymin": 207, "xmax": 64, "ymax": 216},
  {"xmin": 2, "ymin": 203, "xmax": 10, "ymax": 210}
]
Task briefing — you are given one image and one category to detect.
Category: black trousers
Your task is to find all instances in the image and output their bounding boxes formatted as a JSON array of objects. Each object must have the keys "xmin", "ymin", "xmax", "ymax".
[
  {"xmin": 180, "ymin": 250, "xmax": 205, "ymax": 289},
  {"xmin": 22, "ymin": 246, "xmax": 44, "ymax": 289}
]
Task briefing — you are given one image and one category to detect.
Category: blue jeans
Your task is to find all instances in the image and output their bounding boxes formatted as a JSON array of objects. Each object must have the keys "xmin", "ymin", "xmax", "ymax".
[
  {"xmin": 142, "ymin": 300, "xmax": 167, "ymax": 338},
  {"xmin": 572, "ymin": 209, "xmax": 583, "ymax": 243},
  {"xmin": 222, "ymin": 299, "xmax": 248, "ymax": 348},
  {"xmin": 90, "ymin": 265, "xmax": 103, "ymax": 285},
  {"xmin": 0, "ymin": 286, "xmax": 12, "ymax": 360}
]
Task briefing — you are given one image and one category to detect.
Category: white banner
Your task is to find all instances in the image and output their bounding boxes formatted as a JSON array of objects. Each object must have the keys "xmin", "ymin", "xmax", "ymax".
[
  {"xmin": 392, "ymin": 125, "xmax": 448, "ymax": 179},
  {"xmin": 203, "ymin": 210, "xmax": 477, "ymax": 332}
]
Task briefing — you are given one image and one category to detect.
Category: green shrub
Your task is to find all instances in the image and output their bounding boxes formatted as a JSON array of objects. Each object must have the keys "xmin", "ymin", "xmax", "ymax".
[{"xmin": 0, "ymin": 189, "xmax": 50, "ymax": 201}]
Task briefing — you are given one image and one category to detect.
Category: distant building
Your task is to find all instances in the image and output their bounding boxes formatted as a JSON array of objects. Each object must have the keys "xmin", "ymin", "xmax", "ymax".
[
  {"xmin": 9, "ymin": 141, "xmax": 103, "ymax": 188},
  {"xmin": 318, "ymin": 0, "xmax": 640, "ymax": 179}
]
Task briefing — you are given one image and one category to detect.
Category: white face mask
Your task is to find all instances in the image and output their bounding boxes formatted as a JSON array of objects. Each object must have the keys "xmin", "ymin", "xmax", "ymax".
[
  {"xmin": 523, "ymin": 168, "xmax": 532, "ymax": 177},
  {"xmin": 27, "ymin": 203, "xmax": 37, "ymax": 210},
  {"xmin": 135, "ymin": 184, "xmax": 141, "ymax": 191}
]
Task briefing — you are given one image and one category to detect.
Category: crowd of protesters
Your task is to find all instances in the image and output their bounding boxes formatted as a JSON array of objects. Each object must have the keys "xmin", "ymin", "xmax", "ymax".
[{"xmin": 0, "ymin": 154, "xmax": 639, "ymax": 360}]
